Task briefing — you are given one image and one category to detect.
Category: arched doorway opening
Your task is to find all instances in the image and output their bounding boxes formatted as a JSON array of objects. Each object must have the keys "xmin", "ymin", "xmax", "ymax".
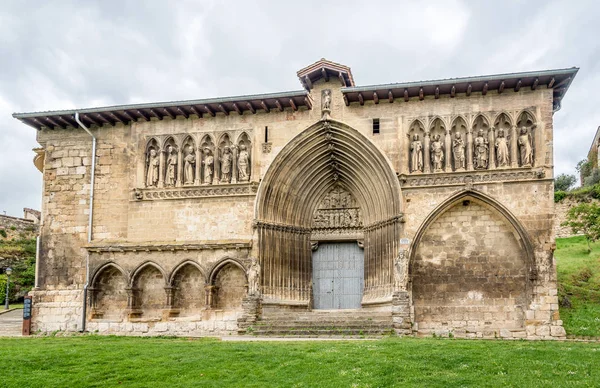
[{"xmin": 255, "ymin": 119, "xmax": 402, "ymax": 308}]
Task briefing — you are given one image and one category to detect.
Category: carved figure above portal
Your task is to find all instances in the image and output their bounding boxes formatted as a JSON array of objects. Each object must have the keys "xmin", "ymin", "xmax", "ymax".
[
  {"xmin": 220, "ymin": 146, "xmax": 233, "ymax": 183},
  {"xmin": 394, "ymin": 249, "xmax": 408, "ymax": 289},
  {"xmin": 322, "ymin": 89, "xmax": 331, "ymax": 119},
  {"xmin": 202, "ymin": 148, "xmax": 214, "ymax": 185},
  {"xmin": 183, "ymin": 144, "xmax": 196, "ymax": 185},
  {"xmin": 430, "ymin": 134, "xmax": 444, "ymax": 172},
  {"xmin": 146, "ymin": 147, "xmax": 160, "ymax": 187},
  {"xmin": 165, "ymin": 145, "xmax": 178, "ymax": 186},
  {"xmin": 518, "ymin": 126, "xmax": 534, "ymax": 167},
  {"xmin": 473, "ymin": 129, "xmax": 489, "ymax": 170},
  {"xmin": 495, "ymin": 128, "xmax": 510, "ymax": 168},
  {"xmin": 452, "ymin": 132, "xmax": 466, "ymax": 171},
  {"xmin": 410, "ymin": 134, "xmax": 423, "ymax": 173}
]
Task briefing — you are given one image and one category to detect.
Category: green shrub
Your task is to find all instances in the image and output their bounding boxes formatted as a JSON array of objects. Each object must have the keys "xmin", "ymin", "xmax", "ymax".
[
  {"xmin": 554, "ymin": 191, "xmax": 567, "ymax": 202},
  {"xmin": 9, "ymin": 226, "xmax": 16, "ymax": 231},
  {"xmin": 0, "ymin": 229, "xmax": 6, "ymax": 238}
]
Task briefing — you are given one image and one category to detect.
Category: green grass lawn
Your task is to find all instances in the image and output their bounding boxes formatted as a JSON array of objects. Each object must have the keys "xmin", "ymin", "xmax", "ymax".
[
  {"xmin": 0, "ymin": 336, "xmax": 599, "ymax": 387},
  {"xmin": 555, "ymin": 236, "xmax": 600, "ymax": 337}
]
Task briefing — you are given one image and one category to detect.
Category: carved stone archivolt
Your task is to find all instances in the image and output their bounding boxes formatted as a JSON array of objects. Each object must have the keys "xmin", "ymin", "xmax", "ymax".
[
  {"xmin": 407, "ymin": 111, "xmax": 537, "ymax": 175},
  {"xmin": 141, "ymin": 131, "xmax": 252, "ymax": 194}
]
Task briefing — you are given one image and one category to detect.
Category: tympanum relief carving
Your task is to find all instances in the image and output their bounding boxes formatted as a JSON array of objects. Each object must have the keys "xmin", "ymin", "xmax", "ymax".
[{"xmin": 312, "ymin": 185, "xmax": 363, "ymax": 238}]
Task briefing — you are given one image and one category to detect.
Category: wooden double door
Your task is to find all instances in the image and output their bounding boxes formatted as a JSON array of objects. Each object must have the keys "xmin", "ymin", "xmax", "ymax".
[{"xmin": 312, "ymin": 242, "xmax": 364, "ymax": 309}]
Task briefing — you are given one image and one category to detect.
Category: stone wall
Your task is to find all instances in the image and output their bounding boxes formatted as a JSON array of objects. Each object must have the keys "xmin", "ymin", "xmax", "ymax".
[
  {"xmin": 412, "ymin": 200, "xmax": 528, "ymax": 337},
  {"xmin": 554, "ymin": 197, "xmax": 600, "ymax": 238},
  {"xmin": 0, "ymin": 213, "xmax": 38, "ymax": 239},
  {"xmin": 29, "ymin": 70, "xmax": 563, "ymax": 338}
]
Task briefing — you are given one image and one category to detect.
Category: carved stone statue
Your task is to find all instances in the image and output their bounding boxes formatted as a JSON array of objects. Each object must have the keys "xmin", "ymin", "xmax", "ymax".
[
  {"xmin": 165, "ymin": 145, "xmax": 177, "ymax": 186},
  {"xmin": 430, "ymin": 134, "xmax": 444, "ymax": 172},
  {"xmin": 518, "ymin": 126, "xmax": 533, "ymax": 167},
  {"xmin": 410, "ymin": 134, "xmax": 423, "ymax": 173},
  {"xmin": 237, "ymin": 144, "xmax": 250, "ymax": 182},
  {"xmin": 394, "ymin": 249, "xmax": 407, "ymax": 289},
  {"xmin": 146, "ymin": 148, "xmax": 159, "ymax": 187},
  {"xmin": 495, "ymin": 128, "xmax": 510, "ymax": 168},
  {"xmin": 220, "ymin": 146, "xmax": 233, "ymax": 183},
  {"xmin": 183, "ymin": 145, "xmax": 195, "ymax": 185},
  {"xmin": 452, "ymin": 132, "xmax": 465, "ymax": 171},
  {"xmin": 473, "ymin": 129, "xmax": 489, "ymax": 170},
  {"xmin": 202, "ymin": 148, "xmax": 213, "ymax": 185},
  {"xmin": 247, "ymin": 258, "xmax": 260, "ymax": 296}
]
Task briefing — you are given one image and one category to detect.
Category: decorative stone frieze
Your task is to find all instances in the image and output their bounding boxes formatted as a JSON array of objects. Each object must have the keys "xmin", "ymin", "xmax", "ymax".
[
  {"xmin": 85, "ymin": 240, "xmax": 252, "ymax": 253},
  {"xmin": 399, "ymin": 168, "xmax": 548, "ymax": 189},
  {"xmin": 133, "ymin": 182, "xmax": 259, "ymax": 201}
]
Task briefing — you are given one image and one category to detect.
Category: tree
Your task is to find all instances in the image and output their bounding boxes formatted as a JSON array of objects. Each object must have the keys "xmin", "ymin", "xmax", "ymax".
[
  {"xmin": 562, "ymin": 202, "xmax": 600, "ymax": 252},
  {"xmin": 576, "ymin": 159, "xmax": 593, "ymax": 185},
  {"xmin": 554, "ymin": 173, "xmax": 577, "ymax": 192}
]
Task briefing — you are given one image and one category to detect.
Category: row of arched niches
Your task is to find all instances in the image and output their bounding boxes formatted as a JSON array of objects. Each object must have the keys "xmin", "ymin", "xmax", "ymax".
[
  {"xmin": 144, "ymin": 131, "xmax": 252, "ymax": 188},
  {"xmin": 88, "ymin": 259, "xmax": 248, "ymax": 321},
  {"xmin": 407, "ymin": 111, "xmax": 536, "ymax": 173}
]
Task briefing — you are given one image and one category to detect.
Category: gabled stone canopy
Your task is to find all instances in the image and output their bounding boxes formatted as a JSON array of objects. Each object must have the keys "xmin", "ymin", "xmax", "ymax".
[{"xmin": 296, "ymin": 58, "xmax": 355, "ymax": 91}]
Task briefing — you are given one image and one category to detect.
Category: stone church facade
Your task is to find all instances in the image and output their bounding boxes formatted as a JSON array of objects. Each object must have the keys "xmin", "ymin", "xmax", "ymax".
[{"xmin": 14, "ymin": 59, "xmax": 578, "ymax": 339}]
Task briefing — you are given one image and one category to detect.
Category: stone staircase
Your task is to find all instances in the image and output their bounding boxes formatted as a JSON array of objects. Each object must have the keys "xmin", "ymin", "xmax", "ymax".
[{"xmin": 245, "ymin": 310, "xmax": 394, "ymax": 337}]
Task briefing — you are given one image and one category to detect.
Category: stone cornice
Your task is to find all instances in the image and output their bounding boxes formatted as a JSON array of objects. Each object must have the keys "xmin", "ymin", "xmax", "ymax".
[
  {"xmin": 398, "ymin": 167, "xmax": 549, "ymax": 189},
  {"xmin": 84, "ymin": 240, "xmax": 252, "ymax": 253},
  {"xmin": 133, "ymin": 182, "xmax": 259, "ymax": 201}
]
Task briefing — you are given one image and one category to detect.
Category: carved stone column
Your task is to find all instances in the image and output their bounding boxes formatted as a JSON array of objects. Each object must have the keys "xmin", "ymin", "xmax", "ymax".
[
  {"xmin": 510, "ymin": 125, "xmax": 518, "ymax": 168},
  {"xmin": 444, "ymin": 129, "xmax": 452, "ymax": 172},
  {"xmin": 466, "ymin": 127, "xmax": 474, "ymax": 171},
  {"xmin": 165, "ymin": 286, "xmax": 175, "ymax": 308},
  {"xmin": 423, "ymin": 131, "xmax": 431, "ymax": 174},
  {"xmin": 231, "ymin": 146, "xmax": 238, "ymax": 184},
  {"xmin": 158, "ymin": 150, "xmax": 165, "ymax": 188},
  {"xmin": 488, "ymin": 127, "xmax": 496, "ymax": 170},
  {"xmin": 214, "ymin": 148, "xmax": 220, "ymax": 185},
  {"xmin": 176, "ymin": 148, "xmax": 183, "ymax": 187},
  {"xmin": 205, "ymin": 285, "xmax": 217, "ymax": 308},
  {"xmin": 194, "ymin": 146, "xmax": 201, "ymax": 186}
]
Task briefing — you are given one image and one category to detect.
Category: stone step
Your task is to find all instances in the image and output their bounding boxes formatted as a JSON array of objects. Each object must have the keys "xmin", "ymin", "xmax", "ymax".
[
  {"xmin": 260, "ymin": 317, "xmax": 391, "ymax": 324},
  {"xmin": 250, "ymin": 328, "xmax": 392, "ymax": 336},
  {"xmin": 254, "ymin": 321, "xmax": 391, "ymax": 328}
]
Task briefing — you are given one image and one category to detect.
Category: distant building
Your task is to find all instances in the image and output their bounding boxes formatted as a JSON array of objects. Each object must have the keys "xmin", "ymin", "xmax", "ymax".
[{"xmin": 13, "ymin": 59, "xmax": 578, "ymax": 339}]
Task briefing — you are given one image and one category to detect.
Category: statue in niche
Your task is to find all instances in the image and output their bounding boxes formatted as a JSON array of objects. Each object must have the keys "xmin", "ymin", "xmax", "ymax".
[
  {"xmin": 183, "ymin": 145, "xmax": 195, "ymax": 185},
  {"xmin": 145, "ymin": 147, "xmax": 159, "ymax": 187},
  {"xmin": 430, "ymin": 134, "xmax": 444, "ymax": 172},
  {"xmin": 220, "ymin": 146, "xmax": 233, "ymax": 183},
  {"xmin": 410, "ymin": 134, "xmax": 423, "ymax": 173},
  {"xmin": 495, "ymin": 128, "xmax": 510, "ymax": 168},
  {"xmin": 518, "ymin": 126, "xmax": 534, "ymax": 167},
  {"xmin": 247, "ymin": 258, "xmax": 260, "ymax": 296},
  {"xmin": 394, "ymin": 249, "xmax": 407, "ymax": 289},
  {"xmin": 165, "ymin": 145, "xmax": 177, "ymax": 186},
  {"xmin": 452, "ymin": 132, "xmax": 466, "ymax": 171},
  {"xmin": 202, "ymin": 148, "xmax": 214, "ymax": 185},
  {"xmin": 473, "ymin": 129, "xmax": 489, "ymax": 170},
  {"xmin": 237, "ymin": 144, "xmax": 250, "ymax": 182}
]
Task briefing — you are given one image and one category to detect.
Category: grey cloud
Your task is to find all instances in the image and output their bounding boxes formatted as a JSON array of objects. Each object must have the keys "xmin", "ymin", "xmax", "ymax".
[{"xmin": 1, "ymin": 0, "xmax": 598, "ymax": 215}]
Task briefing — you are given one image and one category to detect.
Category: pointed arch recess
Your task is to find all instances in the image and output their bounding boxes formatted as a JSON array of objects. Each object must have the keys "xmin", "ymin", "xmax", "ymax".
[
  {"xmin": 408, "ymin": 190, "xmax": 535, "ymax": 277},
  {"xmin": 255, "ymin": 119, "xmax": 403, "ymax": 304}
]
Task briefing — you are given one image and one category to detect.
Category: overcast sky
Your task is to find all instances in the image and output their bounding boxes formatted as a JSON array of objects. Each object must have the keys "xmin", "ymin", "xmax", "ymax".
[{"xmin": 1, "ymin": 1, "xmax": 598, "ymax": 217}]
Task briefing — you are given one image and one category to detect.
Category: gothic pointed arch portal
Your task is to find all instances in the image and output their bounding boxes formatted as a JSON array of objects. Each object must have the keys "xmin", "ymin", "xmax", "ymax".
[{"xmin": 255, "ymin": 119, "xmax": 403, "ymax": 306}]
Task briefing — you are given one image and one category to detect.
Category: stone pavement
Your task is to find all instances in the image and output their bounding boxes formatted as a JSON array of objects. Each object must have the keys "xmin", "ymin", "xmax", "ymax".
[{"xmin": 0, "ymin": 309, "xmax": 23, "ymax": 337}]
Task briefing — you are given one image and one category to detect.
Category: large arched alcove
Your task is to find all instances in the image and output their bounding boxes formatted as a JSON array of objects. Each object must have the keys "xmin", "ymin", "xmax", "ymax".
[
  {"xmin": 255, "ymin": 119, "xmax": 403, "ymax": 305},
  {"xmin": 90, "ymin": 263, "xmax": 128, "ymax": 320},
  {"xmin": 409, "ymin": 190, "xmax": 534, "ymax": 333}
]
